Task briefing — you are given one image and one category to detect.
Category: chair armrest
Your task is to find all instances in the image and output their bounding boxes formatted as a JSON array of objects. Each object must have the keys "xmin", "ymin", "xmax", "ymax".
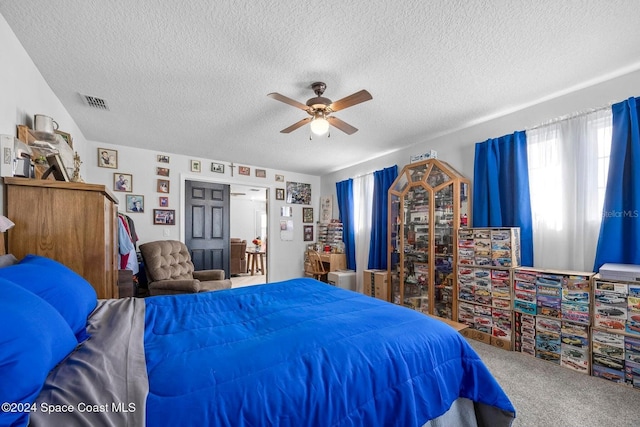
[
  {"xmin": 193, "ymin": 270, "xmax": 226, "ymax": 281},
  {"xmin": 150, "ymin": 279, "xmax": 201, "ymax": 294}
]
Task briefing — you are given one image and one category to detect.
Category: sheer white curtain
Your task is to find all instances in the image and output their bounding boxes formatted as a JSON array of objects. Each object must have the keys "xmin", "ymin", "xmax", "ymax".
[
  {"xmin": 353, "ymin": 174, "xmax": 374, "ymax": 293},
  {"xmin": 526, "ymin": 109, "xmax": 612, "ymax": 271}
]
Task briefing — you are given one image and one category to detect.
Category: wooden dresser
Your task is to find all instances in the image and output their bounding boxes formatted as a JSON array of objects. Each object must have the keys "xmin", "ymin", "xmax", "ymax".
[{"xmin": 4, "ymin": 177, "xmax": 119, "ymax": 299}]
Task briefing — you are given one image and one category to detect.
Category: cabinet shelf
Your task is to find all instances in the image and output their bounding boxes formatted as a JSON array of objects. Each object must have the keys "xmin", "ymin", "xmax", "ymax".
[{"xmin": 388, "ymin": 159, "xmax": 470, "ymax": 321}]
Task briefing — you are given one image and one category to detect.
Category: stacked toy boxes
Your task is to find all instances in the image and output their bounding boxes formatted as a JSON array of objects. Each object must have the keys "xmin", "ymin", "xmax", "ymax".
[
  {"xmin": 591, "ymin": 275, "xmax": 640, "ymax": 388},
  {"xmin": 512, "ymin": 268, "xmax": 593, "ymax": 374},
  {"xmin": 457, "ymin": 228, "xmax": 520, "ymax": 348}
]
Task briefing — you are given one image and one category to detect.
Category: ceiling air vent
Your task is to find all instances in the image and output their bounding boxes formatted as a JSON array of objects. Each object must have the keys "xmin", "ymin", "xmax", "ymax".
[{"xmin": 80, "ymin": 93, "xmax": 110, "ymax": 111}]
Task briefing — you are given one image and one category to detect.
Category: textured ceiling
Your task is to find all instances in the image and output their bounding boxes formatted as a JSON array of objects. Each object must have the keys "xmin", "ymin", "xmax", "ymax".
[{"xmin": 2, "ymin": 1, "xmax": 640, "ymax": 175}]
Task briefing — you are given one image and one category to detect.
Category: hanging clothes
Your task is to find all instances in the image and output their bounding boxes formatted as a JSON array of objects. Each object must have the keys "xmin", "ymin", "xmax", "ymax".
[{"xmin": 117, "ymin": 213, "xmax": 138, "ymax": 275}]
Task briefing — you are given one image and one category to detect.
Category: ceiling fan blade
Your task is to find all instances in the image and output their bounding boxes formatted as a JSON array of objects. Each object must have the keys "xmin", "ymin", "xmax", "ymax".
[
  {"xmin": 328, "ymin": 89, "xmax": 372, "ymax": 112},
  {"xmin": 327, "ymin": 116, "xmax": 358, "ymax": 135},
  {"xmin": 267, "ymin": 92, "xmax": 310, "ymax": 111},
  {"xmin": 280, "ymin": 117, "xmax": 311, "ymax": 133}
]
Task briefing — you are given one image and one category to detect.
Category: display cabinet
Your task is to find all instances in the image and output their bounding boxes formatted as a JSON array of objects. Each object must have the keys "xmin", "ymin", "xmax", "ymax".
[{"xmin": 387, "ymin": 159, "xmax": 471, "ymax": 320}]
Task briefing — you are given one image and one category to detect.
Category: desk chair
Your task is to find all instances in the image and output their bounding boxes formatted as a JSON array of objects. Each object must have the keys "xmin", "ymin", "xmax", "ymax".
[{"xmin": 305, "ymin": 250, "xmax": 327, "ymax": 281}]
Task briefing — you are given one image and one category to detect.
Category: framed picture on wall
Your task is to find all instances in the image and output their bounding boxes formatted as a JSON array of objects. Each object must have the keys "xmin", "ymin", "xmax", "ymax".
[
  {"xmin": 255, "ymin": 168, "xmax": 266, "ymax": 178},
  {"xmin": 156, "ymin": 167, "xmax": 170, "ymax": 177},
  {"xmin": 190, "ymin": 160, "xmax": 201, "ymax": 172},
  {"xmin": 286, "ymin": 181, "xmax": 311, "ymax": 205},
  {"xmin": 114, "ymin": 173, "xmax": 132, "ymax": 192},
  {"xmin": 239, "ymin": 166, "xmax": 250, "ymax": 176},
  {"xmin": 157, "ymin": 155, "xmax": 170, "ymax": 163},
  {"xmin": 303, "ymin": 225, "xmax": 314, "ymax": 241},
  {"xmin": 153, "ymin": 209, "xmax": 175, "ymax": 225},
  {"xmin": 157, "ymin": 179, "xmax": 170, "ymax": 193},
  {"xmin": 211, "ymin": 162, "xmax": 225, "ymax": 173},
  {"xmin": 126, "ymin": 195, "xmax": 144, "ymax": 213},
  {"xmin": 303, "ymin": 207, "xmax": 313, "ymax": 223},
  {"xmin": 98, "ymin": 148, "xmax": 117, "ymax": 169},
  {"xmin": 275, "ymin": 188, "xmax": 285, "ymax": 200},
  {"xmin": 275, "ymin": 174, "xmax": 284, "ymax": 182},
  {"xmin": 159, "ymin": 196, "xmax": 169, "ymax": 207}
]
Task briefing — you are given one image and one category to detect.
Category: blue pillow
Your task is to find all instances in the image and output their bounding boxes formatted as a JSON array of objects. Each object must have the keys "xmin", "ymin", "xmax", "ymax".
[
  {"xmin": 0, "ymin": 255, "xmax": 97, "ymax": 339},
  {"xmin": 0, "ymin": 278, "xmax": 78, "ymax": 427}
]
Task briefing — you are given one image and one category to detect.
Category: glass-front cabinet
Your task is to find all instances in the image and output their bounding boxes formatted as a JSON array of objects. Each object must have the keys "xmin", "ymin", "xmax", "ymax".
[{"xmin": 388, "ymin": 159, "xmax": 471, "ymax": 320}]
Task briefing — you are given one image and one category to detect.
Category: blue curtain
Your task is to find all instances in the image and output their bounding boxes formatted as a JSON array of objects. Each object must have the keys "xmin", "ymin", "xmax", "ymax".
[
  {"xmin": 473, "ymin": 130, "xmax": 534, "ymax": 266},
  {"xmin": 336, "ymin": 179, "xmax": 356, "ymax": 270},
  {"xmin": 368, "ymin": 165, "xmax": 398, "ymax": 269},
  {"xmin": 593, "ymin": 97, "xmax": 640, "ymax": 271}
]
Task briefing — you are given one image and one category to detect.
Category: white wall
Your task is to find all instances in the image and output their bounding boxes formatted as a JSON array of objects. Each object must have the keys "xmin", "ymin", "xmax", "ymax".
[
  {"xmin": 0, "ymin": 14, "xmax": 320, "ymax": 283},
  {"xmin": 0, "ymin": 13, "xmax": 90, "ymax": 208},
  {"xmin": 320, "ymin": 69, "xmax": 640, "ymax": 220}
]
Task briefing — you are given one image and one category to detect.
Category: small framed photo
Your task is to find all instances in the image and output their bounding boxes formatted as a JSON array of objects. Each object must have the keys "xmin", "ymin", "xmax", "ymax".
[
  {"xmin": 156, "ymin": 167, "xmax": 170, "ymax": 177},
  {"xmin": 303, "ymin": 207, "xmax": 313, "ymax": 223},
  {"xmin": 55, "ymin": 130, "xmax": 73, "ymax": 148},
  {"xmin": 303, "ymin": 225, "xmax": 314, "ymax": 242},
  {"xmin": 126, "ymin": 195, "xmax": 145, "ymax": 213},
  {"xmin": 153, "ymin": 209, "xmax": 175, "ymax": 225},
  {"xmin": 114, "ymin": 173, "xmax": 133, "ymax": 192},
  {"xmin": 98, "ymin": 148, "xmax": 117, "ymax": 169},
  {"xmin": 281, "ymin": 206, "xmax": 292, "ymax": 217},
  {"xmin": 211, "ymin": 162, "xmax": 225, "ymax": 173},
  {"xmin": 275, "ymin": 174, "xmax": 284, "ymax": 182},
  {"xmin": 190, "ymin": 160, "xmax": 201, "ymax": 172},
  {"xmin": 157, "ymin": 179, "xmax": 170, "ymax": 193},
  {"xmin": 157, "ymin": 155, "xmax": 170, "ymax": 163},
  {"xmin": 275, "ymin": 188, "xmax": 285, "ymax": 200},
  {"xmin": 239, "ymin": 166, "xmax": 250, "ymax": 176},
  {"xmin": 255, "ymin": 168, "xmax": 266, "ymax": 178},
  {"xmin": 159, "ymin": 196, "xmax": 169, "ymax": 207}
]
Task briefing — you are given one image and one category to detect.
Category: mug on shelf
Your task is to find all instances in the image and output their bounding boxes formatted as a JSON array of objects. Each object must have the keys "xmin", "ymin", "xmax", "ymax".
[{"xmin": 34, "ymin": 114, "xmax": 59, "ymax": 134}]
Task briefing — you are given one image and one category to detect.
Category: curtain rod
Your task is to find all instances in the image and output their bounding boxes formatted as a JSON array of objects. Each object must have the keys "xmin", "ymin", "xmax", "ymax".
[{"xmin": 525, "ymin": 102, "xmax": 614, "ymax": 132}]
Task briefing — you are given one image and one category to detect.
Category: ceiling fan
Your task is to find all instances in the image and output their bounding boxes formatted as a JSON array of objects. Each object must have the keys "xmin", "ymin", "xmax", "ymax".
[{"xmin": 268, "ymin": 82, "xmax": 372, "ymax": 136}]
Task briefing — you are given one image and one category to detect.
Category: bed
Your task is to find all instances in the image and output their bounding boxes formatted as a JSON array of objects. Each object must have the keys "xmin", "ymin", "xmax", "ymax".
[{"xmin": 0, "ymin": 255, "xmax": 516, "ymax": 426}]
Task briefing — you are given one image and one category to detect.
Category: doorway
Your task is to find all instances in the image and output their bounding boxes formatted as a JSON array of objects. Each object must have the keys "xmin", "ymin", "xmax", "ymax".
[
  {"xmin": 182, "ymin": 178, "xmax": 268, "ymax": 284},
  {"xmin": 230, "ymin": 184, "xmax": 268, "ymax": 283}
]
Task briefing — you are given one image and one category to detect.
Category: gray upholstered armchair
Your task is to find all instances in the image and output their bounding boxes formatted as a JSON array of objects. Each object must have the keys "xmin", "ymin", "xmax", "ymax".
[{"xmin": 139, "ymin": 240, "xmax": 232, "ymax": 296}]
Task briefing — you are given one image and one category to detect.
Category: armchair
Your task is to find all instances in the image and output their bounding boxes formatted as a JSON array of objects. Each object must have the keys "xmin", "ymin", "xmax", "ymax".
[
  {"xmin": 139, "ymin": 240, "xmax": 232, "ymax": 296},
  {"xmin": 230, "ymin": 238, "xmax": 247, "ymax": 275}
]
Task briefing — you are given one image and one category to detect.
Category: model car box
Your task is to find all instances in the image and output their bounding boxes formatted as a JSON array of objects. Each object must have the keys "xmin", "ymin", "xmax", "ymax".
[
  {"xmin": 594, "ymin": 279, "xmax": 629, "ymax": 295},
  {"xmin": 592, "ymin": 341, "xmax": 625, "ymax": 359},
  {"xmin": 595, "ymin": 289, "xmax": 628, "ymax": 305},
  {"xmin": 592, "ymin": 364, "xmax": 625, "ymax": 384},
  {"xmin": 593, "ymin": 352, "xmax": 625, "ymax": 371},
  {"xmin": 536, "ymin": 317, "xmax": 561, "ymax": 334},
  {"xmin": 561, "ymin": 302, "xmax": 590, "ymax": 324},
  {"xmin": 561, "ymin": 321, "xmax": 589, "ymax": 339},
  {"xmin": 593, "ymin": 329, "xmax": 625, "ymax": 348},
  {"xmin": 560, "ymin": 344, "xmax": 589, "ymax": 374},
  {"xmin": 536, "ymin": 349, "xmax": 560, "ymax": 364},
  {"xmin": 628, "ymin": 296, "xmax": 640, "ymax": 314},
  {"xmin": 595, "ymin": 302, "xmax": 627, "ymax": 320},
  {"xmin": 514, "ymin": 299, "xmax": 536, "ymax": 315},
  {"xmin": 563, "ymin": 275, "xmax": 591, "ymax": 291},
  {"xmin": 625, "ymin": 335, "xmax": 640, "ymax": 353},
  {"xmin": 515, "ymin": 280, "xmax": 536, "ymax": 292},
  {"xmin": 594, "ymin": 315, "xmax": 626, "ymax": 331}
]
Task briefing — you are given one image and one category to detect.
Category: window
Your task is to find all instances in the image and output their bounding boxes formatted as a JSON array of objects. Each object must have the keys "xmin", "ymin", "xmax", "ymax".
[{"xmin": 526, "ymin": 109, "xmax": 612, "ymax": 271}]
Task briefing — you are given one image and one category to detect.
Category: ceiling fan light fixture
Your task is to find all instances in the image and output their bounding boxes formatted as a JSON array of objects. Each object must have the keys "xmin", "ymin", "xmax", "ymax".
[{"xmin": 310, "ymin": 114, "xmax": 329, "ymax": 135}]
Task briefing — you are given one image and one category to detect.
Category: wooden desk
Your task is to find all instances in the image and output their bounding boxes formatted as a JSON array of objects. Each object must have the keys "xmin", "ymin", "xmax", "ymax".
[
  {"xmin": 246, "ymin": 251, "xmax": 265, "ymax": 275},
  {"xmin": 318, "ymin": 253, "xmax": 346, "ymax": 272},
  {"xmin": 304, "ymin": 253, "xmax": 347, "ymax": 282}
]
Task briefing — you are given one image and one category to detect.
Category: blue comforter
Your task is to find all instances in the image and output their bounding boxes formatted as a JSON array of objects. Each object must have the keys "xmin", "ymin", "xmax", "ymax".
[{"xmin": 144, "ymin": 278, "xmax": 515, "ymax": 426}]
